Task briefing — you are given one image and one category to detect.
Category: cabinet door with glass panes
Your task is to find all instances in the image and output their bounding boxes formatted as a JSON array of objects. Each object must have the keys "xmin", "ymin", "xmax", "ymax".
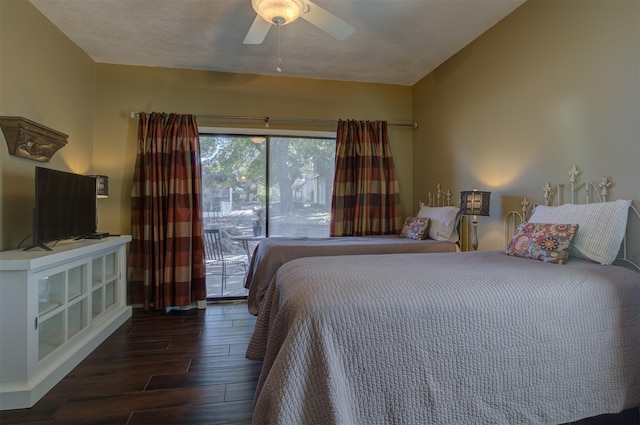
[
  {"xmin": 35, "ymin": 258, "xmax": 90, "ymax": 362},
  {"xmin": 91, "ymin": 250, "xmax": 119, "ymax": 320}
]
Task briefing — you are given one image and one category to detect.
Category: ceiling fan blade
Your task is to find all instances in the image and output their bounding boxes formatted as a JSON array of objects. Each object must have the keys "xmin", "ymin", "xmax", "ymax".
[
  {"xmin": 302, "ymin": 0, "xmax": 355, "ymax": 41},
  {"xmin": 243, "ymin": 14, "xmax": 272, "ymax": 44}
]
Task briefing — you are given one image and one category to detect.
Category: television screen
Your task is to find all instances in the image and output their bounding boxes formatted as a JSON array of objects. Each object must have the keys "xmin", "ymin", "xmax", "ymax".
[{"xmin": 33, "ymin": 167, "xmax": 97, "ymax": 247}]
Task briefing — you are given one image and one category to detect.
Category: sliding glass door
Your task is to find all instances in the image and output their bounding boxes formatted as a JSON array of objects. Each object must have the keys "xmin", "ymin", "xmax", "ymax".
[
  {"xmin": 200, "ymin": 134, "xmax": 266, "ymax": 299},
  {"xmin": 267, "ymin": 136, "xmax": 334, "ymax": 237},
  {"xmin": 200, "ymin": 132, "xmax": 335, "ymax": 299}
]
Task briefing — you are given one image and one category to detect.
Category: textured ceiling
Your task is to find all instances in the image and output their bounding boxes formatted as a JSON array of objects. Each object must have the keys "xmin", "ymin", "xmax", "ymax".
[{"xmin": 30, "ymin": 0, "xmax": 526, "ymax": 86}]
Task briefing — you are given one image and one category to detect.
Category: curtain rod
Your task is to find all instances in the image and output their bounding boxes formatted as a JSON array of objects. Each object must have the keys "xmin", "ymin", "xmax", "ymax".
[{"xmin": 129, "ymin": 112, "xmax": 418, "ymax": 129}]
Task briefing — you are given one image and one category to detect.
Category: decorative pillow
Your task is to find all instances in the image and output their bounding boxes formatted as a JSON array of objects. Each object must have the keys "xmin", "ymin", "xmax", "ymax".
[
  {"xmin": 527, "ymin": 199, "xmax": 631, "ymax": 265},
  {"xmin": 505, "ymin": 222, "xmax": 579, "ymax": 264},
  {"xmin": 400, "ymin": 217, "xmax": 430, "ymax": 240},
  {"xmin": 416, "ymin": 205, "xmax": 460, "ymax": 242}
]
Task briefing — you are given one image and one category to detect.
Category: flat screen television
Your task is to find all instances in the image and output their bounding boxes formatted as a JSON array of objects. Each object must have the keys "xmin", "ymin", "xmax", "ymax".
[{"xmin": 29, "ymin": 167, "xmax": 97, "ymax": 250}]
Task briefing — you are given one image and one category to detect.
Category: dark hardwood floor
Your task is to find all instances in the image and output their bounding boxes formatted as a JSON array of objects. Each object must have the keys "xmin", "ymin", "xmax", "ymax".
[
  {"xmin": 1, "ymin": 300, "xmax": 637, "ymax": 425},
  {"xmin": 0, "ymin": 301, "xmax": 259, "ymax": 425}
]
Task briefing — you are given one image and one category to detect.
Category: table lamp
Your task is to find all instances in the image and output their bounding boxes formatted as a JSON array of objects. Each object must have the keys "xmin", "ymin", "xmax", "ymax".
[
  {"xmin": 460, "ymin": 189, "xmax": 491, "ymax": 251},
  {"xmin": 95, "ymin": 175, "xmax": 109, "ymax": 198},
  {"xmin": 89, "ymin": 175, "xmax": 109, "ymax": 235}
]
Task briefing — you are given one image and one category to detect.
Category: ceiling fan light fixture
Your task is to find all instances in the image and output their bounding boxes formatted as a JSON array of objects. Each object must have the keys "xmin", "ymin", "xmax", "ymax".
[{"xmin": 252, "ymin": 0, "xmax": 305, "ymax": 26}]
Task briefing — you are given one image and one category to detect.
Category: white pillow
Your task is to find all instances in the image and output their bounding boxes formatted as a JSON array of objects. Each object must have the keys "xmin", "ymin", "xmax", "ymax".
[
  {"xmin": 528, "ymin": 199, "xmax": 631, "ymax": 265},
  {"xmin": 416, "ymin": 204, "xmax": 460, "ymax": 242}
]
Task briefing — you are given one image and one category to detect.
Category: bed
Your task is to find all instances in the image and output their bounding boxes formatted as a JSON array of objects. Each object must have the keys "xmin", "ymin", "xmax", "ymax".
[
  {"xmin": 245, "ymin": 184, "xmax": 463, "ymax": 315},
  {"xmin": 245, "ymin": 235, "xmax": 458, "ymax": 315},
  {"xmin": 246, "ymin": 167, "xmax": 640, "ymax": 424}
]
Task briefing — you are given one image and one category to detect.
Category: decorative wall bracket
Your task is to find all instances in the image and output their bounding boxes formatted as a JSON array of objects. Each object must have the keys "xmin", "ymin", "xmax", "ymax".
[{"xmin": 0, "ymin": 116, "xmax": 68, "ymax": 162}]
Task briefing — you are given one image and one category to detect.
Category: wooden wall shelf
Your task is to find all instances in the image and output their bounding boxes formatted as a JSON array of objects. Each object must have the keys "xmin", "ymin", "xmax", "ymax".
[{"xmin": 0, "ymin": 116, "xmax": 68, "ymax": 162}]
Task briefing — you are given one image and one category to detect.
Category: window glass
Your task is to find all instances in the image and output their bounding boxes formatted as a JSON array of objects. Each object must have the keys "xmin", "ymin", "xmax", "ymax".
[
  {"xmin": 268, "ymin": 136, "xmax": 335, "ymax": 237},
  {"xmin": 200, "ymin": 133, "xmax": 335, "ymax": 298}
]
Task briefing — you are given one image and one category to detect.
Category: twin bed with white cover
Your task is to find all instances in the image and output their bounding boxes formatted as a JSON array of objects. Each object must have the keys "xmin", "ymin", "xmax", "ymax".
[
  {"xmin": 245, "ymin": 184, "xmax": 463, "ymax": 315},
  {"xmin": 246, "ymin": 168, "xmax": 640, "ymax": 425},
  {"xmin": 245, "ymin": 235, "xmax": 458, "ymax": 315}
]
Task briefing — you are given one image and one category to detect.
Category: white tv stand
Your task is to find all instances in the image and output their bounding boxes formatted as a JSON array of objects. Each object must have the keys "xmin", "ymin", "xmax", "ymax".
[{"xmin": 0, "ymin": 236, "xmax": 132, "ymax": 410}]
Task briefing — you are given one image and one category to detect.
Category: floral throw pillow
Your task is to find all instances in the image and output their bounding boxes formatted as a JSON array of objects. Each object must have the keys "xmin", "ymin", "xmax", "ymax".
[
  {"xmin": 400, "ymin": 217, "xmax": 430, "ymax": 240},
  {"xmin": 505, "ymin": 222, "xmax": 579, "ymax": 264}
]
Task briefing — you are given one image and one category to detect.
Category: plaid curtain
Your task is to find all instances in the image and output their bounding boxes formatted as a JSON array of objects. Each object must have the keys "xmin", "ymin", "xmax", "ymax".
[
  {"xmin": 127, "ymin": 112, "xmax": 206, "ymax": 310},
  {"xmin": 330, "ymin": 119, "xmax": 403, "ymax": 236}
]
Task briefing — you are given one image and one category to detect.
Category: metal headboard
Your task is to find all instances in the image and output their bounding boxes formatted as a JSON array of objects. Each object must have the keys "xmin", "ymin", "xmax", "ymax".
[
  {"xmin": 542, "ymin": 165, "xmax": 610, "ymax": 205},
  {"xmin": 616, "ymin": 204, "xmax": 640, "ymax": 271},
  {"xmin": 504, "ymin": 197, "xmax": 534, "ymax": 247},
  {"xmin": 422, "ymin": 183, "xmax": 455, "ymax": 208},
  {"xmin": 504, "ymin": 165, "xmax": 639, "ymax": 271}
]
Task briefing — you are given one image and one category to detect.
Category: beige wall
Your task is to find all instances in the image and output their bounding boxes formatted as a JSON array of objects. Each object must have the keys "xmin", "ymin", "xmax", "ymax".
[
  {"xmin": 413, "ymin": 0, "xmax": 640, "ymax": 254},
  {"xmin": 0, "ymin": 0, "xmax": 96, "ymax": 251}
]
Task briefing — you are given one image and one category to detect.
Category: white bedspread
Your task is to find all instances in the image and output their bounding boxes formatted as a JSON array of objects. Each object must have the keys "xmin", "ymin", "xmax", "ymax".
[
  {"xmin": 245, "ymin": 236, "xmax": 457, "ymax": 315},
  {"xmin": 247, "ymin": 251, "xmax": 640, "ymax": 425}
]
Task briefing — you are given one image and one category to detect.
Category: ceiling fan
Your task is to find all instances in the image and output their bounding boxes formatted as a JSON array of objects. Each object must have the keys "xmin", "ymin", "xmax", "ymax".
[{"xmin": 243, "ymin": 0, "xmax": 355, "ymax": 45}]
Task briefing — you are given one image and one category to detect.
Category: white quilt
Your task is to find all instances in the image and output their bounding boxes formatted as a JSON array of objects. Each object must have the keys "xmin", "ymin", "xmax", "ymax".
[
  {"xmin": 245, "ymin": 236, "xmax": 457, "ymax": 315},
  {"xmin": 247, "ymin": 251, "xmax": 640, "ymax": 425}
]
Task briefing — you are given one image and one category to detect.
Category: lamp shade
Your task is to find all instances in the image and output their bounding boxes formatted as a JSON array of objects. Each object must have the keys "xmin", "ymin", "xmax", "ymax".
[
  {"xmin": 460, "ymin": 190, "xmax": 490, "ymax": 216},
  {"xmin": 252, "ymin": 0, "xmax": 305, "ymax": 25},
  {"xmin": 95, "ymin": 175, "xmax": 109, "ymax": 198}
]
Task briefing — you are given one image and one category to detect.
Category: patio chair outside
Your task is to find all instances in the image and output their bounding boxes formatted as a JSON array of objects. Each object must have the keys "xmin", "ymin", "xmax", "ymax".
[{"xmin": 204, "ymin": 228, "xmax": 247, "ymax": 294}]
